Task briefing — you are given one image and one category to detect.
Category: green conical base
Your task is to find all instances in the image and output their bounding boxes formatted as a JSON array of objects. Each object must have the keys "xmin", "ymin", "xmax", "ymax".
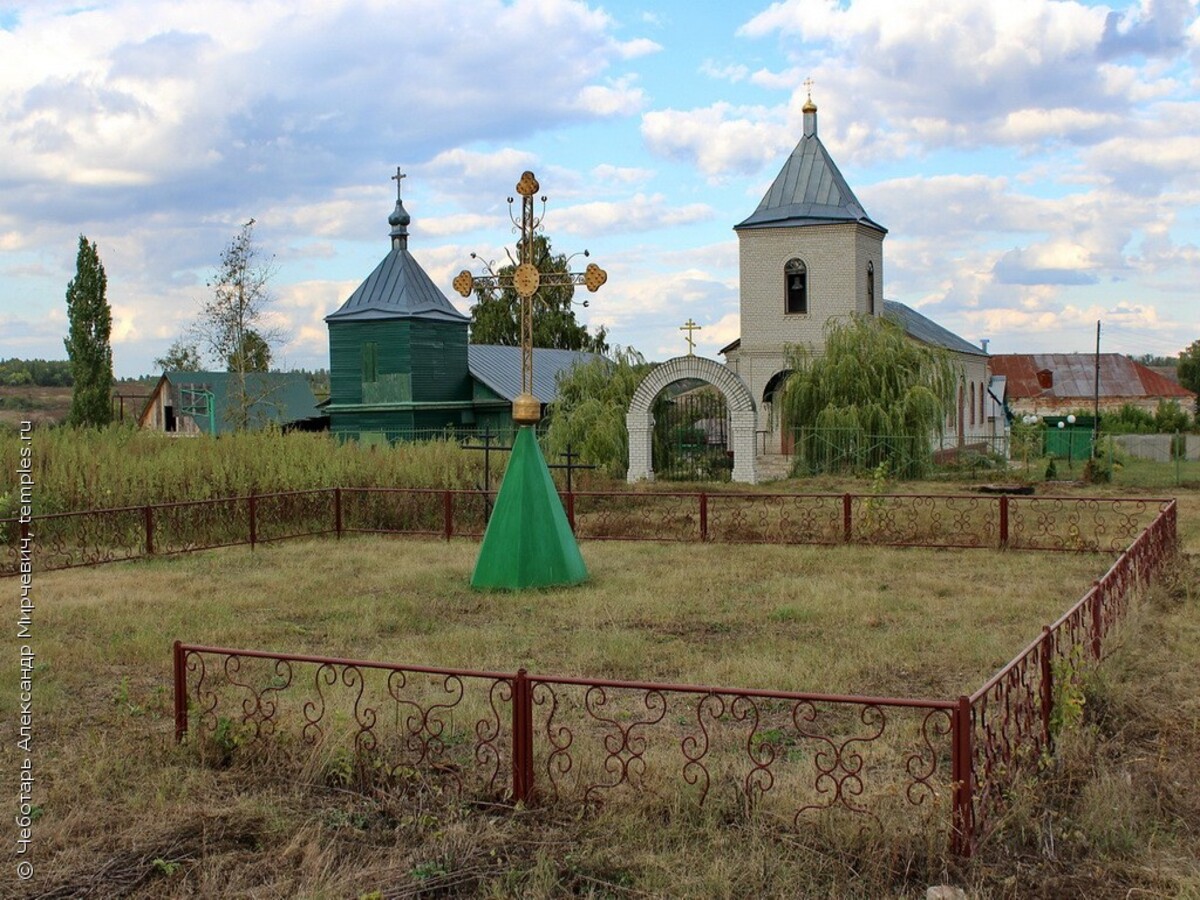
[{"xmin": 471, "ymin": 427, "xmax": 588, "ymax": 590}]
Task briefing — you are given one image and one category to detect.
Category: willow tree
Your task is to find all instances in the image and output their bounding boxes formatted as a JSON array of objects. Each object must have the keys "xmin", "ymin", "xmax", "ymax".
[
  {"xmin": 544, "ymin": 347, "xmax": 655, "ymax": 478},
  {"xmin": 779, "ymin": 315, "xmax": 959, "ymax": 477}
]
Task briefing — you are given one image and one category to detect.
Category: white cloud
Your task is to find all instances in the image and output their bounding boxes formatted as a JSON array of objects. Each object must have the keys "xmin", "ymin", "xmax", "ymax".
[
  {"xmin": 615, "ymin": 37, "xmax": 663, "ymax": 59},
  {"xmin": 589, "ymin": 163, "xmax": 654, "ymax": 185},
  {"xmin": 550, "ymin": 194, "xmax": 714, "ymax": 237},
  {"xmin": 641, "ymin": 102, "xmax": 794, "ymax": 177},
  {"xmin": 575, "ymin": 75, "xmax": 646, "ymax": 116},
  {"xmin": 700, "ymin": 60, "xmax": 750, "ymax": 82}
]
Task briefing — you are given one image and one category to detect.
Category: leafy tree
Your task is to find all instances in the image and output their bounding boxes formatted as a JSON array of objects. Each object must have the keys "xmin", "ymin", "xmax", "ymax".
[
  {"xmin": 1178, "ymin": 339, "xmax": 1200, "ymax": 413},
  {"xmin": 469, "ymin": 234, "xmax": 608, "ymax": 352},
  {"xmin": 193, "ymin": 219, "xmax": 280, "ymax": 429},
  {"xmin": 153, "ymin": 339, "xmax": 203, "ymax": 372},
  {"xmin": 226, "ymin": 330, "xmax": 271, "ymax": 373},
  {"xmin": 63, "ymin": 236, "xmax": 114, "ymax": 427},
  {"xmin": 1153, "ymin": 399, "xmax": 1191, "ymax": 433},
  {"xmin": 544, "ymin": 347, "xmax": 654, "ymax": 478},
  {"xmin": 1129, "ymin": 352, "xmax": 1177, "ymax": 368},
  {"xmin": 778, "ymin": 315, "xmax": 959, "ymax": 478},
  {"xmin": 1103, "ymin": 402, "xmax": 1155, "ymax": 435}
]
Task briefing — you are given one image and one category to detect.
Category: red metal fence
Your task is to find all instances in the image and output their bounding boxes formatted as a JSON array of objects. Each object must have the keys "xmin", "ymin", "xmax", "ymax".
[
  {"xmin": 171, "ymin": 499, "xmax": 1178, "ymax": 856},
  {"xmin": 0, "ymin": 489, "xmax": 1173, "ymax": 576}
]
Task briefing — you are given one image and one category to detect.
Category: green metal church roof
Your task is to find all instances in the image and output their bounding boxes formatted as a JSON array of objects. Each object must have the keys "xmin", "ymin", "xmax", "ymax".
[{"xmin": 325, "ymin": 247, "xmax": 468, "ymax": 323}]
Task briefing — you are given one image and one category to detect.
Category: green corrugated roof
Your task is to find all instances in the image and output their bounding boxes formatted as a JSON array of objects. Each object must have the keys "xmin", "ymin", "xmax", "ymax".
[
  {"xmin": 325, "ymin": 247, "xmax": 468, "ymax": 323},
  {"xmin": 163, "ymin": 370, "xmax": 323, "ymax": 434}
]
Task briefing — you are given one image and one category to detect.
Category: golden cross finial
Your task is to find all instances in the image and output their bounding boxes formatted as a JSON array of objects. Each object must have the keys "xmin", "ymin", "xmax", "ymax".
[
  {"xmin": 680, "ymin": 318, "xmax": 701, "ymax": 355},
  {"xmin": 803, "ymin": 77, "xmax": 814, "ymax": 101},
  {"xmin": 452, "ymin": 171, "xmax": 608, "ymax": 425},
  {"xmin": 391, "ymin": 167, "xmax": 406, "ymax": 199}
]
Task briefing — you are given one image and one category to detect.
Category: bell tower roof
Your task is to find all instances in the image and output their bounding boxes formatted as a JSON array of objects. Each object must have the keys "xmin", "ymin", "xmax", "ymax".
[{"xmin": 735, "ymin": 93, "xmax": 886, "ymax": 234}]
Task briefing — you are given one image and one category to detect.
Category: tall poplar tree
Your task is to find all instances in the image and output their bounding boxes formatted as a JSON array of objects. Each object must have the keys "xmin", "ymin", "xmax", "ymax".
[{"xmin": 63, "ymin": 235, "xmax": 114, "ymax": 427}]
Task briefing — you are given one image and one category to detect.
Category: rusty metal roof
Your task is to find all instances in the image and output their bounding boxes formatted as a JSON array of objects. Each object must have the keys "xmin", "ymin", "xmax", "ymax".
[{"xmin": 990, "ymin": 353, "xmax": 1195, "ymax": 402}]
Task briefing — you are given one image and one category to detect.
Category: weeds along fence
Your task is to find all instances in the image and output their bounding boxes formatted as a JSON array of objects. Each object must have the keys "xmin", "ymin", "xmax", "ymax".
[
  {"xmin": 171, "ymin": 499, "xmax": 1177, "ymax": 858},
  {"xmin": 0, "ymin": 490, "xmax": 1172, "ymax": 575}
]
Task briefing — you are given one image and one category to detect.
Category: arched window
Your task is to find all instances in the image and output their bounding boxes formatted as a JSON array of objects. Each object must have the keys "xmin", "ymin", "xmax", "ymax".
[
  {"xmin": 866, "ymin": 261, "xmax": 875, "ymax": 315},
  {"xmin": 969, "ymin": 381, "xmax": 976, "ymax": 426},
  {"xmin": 980, "ymin": 382, "xmax": 986, "ymax": 424},
  {"xmin": 785, "ymin": 258, "xmax": 807, "ymax": 315}
]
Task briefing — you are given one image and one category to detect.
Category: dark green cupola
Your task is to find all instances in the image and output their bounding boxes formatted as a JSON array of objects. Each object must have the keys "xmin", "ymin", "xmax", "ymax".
[{"xmin": 325, "ymin": 170, "xmax": 473, "ymax": 441}]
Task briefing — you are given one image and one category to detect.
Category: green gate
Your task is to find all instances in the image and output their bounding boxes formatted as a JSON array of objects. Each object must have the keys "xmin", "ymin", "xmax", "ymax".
[{"xmin": 653, "ymin": 383, "xmax": 732, "ymax": 481}]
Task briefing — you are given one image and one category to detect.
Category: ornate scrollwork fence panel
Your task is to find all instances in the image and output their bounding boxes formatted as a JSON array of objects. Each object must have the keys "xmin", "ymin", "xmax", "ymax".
[
  {"xmin": 0, "ymin": 516, "xmax": 19, "ymax": 576},
  {"xmin": 527, "ymin": 676, "xmax": 955, "ymax": 837},
  {"xmin": 569, "ymin": 491, "xmax": 701, "ymax": 542},
  {"xmin": 34, "ymin": 506, "xmax": 146, "ymax": 570},
  {"xmin": 254, "ymin": 489, "xmax": 337, "ymax": 544},
  {"xmin": 152, "ymin": 497, "xmax": 248, "ymax": 555},
  {"xmin": 175, "ymin": 643, "xmax": 514, "ymax": 799},
  {"xmin": 340, "ymin": 488, "xmax": 448, "ymax": 537},
  {"xmin": 851, "ymin": 494, "xmax": 998, "ymax": 548},
  {"xmin": 707, "ymin": 493, "xmax": 843, "ymax": 544},
  {"xmin": 963, "ymin": 499, "xmax": 1178, "ymax": 850},
  {"xmin": 1006, "ymin": 497, "xmax": 1164, "ymax": 553}
]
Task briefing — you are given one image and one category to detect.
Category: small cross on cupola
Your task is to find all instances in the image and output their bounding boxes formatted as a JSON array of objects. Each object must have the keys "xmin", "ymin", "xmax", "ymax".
[
  {"xmin": 388, "ymin": 167, "xmax": 411, "ymax": 250},
  {"xmin": 802, "ymin": 78, "xmax": 818, "ymax": 137}
]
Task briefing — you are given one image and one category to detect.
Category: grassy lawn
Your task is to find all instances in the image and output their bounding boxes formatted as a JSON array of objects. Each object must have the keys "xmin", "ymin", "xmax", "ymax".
[
  {"xmin": 9, "ymin": 533, "xmax": 1195, "ymax": 898},
  {"xmin": 22, "ymin": 538, "xmax": 1109, "ymax": 698}
]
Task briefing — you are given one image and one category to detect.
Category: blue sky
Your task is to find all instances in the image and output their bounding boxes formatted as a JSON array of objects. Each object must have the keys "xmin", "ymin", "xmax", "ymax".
[{"xmin": 1, "ymin": 0, "xmax": 1197, "ymax": 377}]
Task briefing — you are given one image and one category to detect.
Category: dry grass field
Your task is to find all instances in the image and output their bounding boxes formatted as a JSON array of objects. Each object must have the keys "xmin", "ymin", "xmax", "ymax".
[{"xmin": 2, "ymin": 526, "xmax": 1198, "ymax": 898}]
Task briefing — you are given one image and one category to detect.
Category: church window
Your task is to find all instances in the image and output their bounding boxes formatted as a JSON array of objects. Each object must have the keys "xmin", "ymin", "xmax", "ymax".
[
  {"xmin": 969, "ymin": 381, "xmax": 976, "ymax": 426},
  {"xmin": 980, "ymin": 382, "xmax": 986, "ymax": 422},
  {"xmin": 785, "ymin": 258, "xmax": 808, "ymax": 315},
  {"xmin": 362, "ymin": 342, "xmax": 378, "ymax": 384},
  {"xmin": 867, "ymin": 261, "xmax": 875, "ymax": 315}
]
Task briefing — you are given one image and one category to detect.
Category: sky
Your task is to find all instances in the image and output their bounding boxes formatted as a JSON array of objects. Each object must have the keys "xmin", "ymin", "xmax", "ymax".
[{"xmin": 1, "ymin": 0, "xmax": 1197, "ymax": 378}]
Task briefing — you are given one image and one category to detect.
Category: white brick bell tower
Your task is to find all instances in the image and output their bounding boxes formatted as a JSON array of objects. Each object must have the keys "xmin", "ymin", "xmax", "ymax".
[{"xmin": 722, "ymin": 88, "xmax": 887, "ymax": 453}]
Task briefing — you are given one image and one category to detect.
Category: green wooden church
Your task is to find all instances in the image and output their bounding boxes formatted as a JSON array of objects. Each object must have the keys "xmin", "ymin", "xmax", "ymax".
[{"xmin": 324, "ymin": 177, "xmax": 599, "ymax": 443}]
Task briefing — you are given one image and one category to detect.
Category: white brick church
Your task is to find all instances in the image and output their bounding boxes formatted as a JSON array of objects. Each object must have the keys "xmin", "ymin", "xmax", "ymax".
[{"xmin": 719, "ymin": 93, "xmax": 995, "ymax": 455}]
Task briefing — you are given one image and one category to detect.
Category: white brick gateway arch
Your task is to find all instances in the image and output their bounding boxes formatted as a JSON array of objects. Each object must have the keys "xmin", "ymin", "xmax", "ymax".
[{"xmin": 626, "ymin": 356, "xmax": 758, "ymax": 484}]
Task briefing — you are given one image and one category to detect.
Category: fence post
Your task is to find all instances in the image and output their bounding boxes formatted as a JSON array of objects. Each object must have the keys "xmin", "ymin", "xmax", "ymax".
[
  {"xmin": 699, "ymin": 492, "xmax": 708, "ymax": 542},
  {"xmin": 1090, "ymin": 579, "xmax": 1103, "ymax": 660},
  {"xmin": 334, "ymin": 488, "xmax": 343, "ymax": 539},
  {"xmin": 511, "ymin": 669, "xmax": 534, "ymax": 804},
  {"xmin": 444, "ymin": 491, "xmax": 453, "ymax": 541},
  {"xmin": 143, "ymin": 505, "xmax": 154, "ymax": 556},
  {"xmin": 173, "ymin": 641, "xmax": 187, "ymax": 742},
  {"xmin": 248, "ymin": 493, "xmax": 258, "ymax": 549},
  {"xmin": 566, "ymin": 491, "xmax": 576, "ymax": 533},
  {"xmin": 999, "ymin": 495, "xmax": 1009, "ymax": 550},
  {"xmin": 951, "ymin": 695, "xmax": 975, "ymax": 857},
  {"xmin": 842, "ymin": 493, "xmax": 853, "ymax": 543},
  {"xmin": 1040, "ymin": 626, "xmax": 1054, "ymax": 752}
]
